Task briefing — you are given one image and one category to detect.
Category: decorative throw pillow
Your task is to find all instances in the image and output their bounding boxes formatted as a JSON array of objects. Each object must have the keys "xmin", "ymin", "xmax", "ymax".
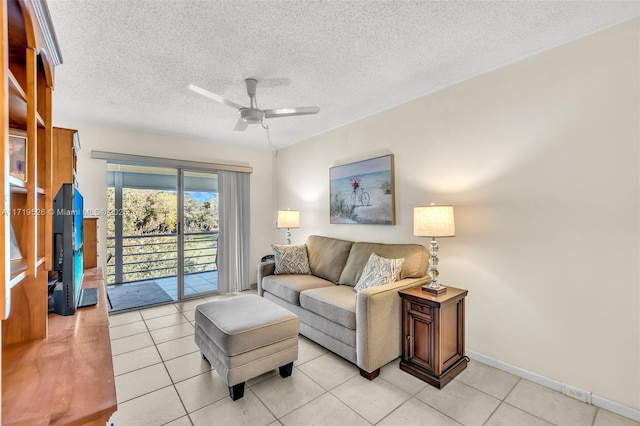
[
  {"xmin": 354, "ymin": 252, "xmax": 404, "ymax": 292},
  {"xmin": 272, "ymin": 244, "xmax": 312, "ymax": 275}
]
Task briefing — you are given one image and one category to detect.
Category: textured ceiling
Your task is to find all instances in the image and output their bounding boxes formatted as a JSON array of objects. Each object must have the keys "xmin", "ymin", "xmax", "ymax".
[{"xmin": 47, "ymin": 1, "xmax": 638, "ymax": 151}]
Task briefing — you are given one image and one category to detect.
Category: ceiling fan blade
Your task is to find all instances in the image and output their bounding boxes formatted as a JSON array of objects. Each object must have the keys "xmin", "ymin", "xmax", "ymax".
[
  {"xmin": 263, "ymin": 106, "xmax": 320, "ymax": 118},
  {"xmin": 233, "ymin": 116, "xmax": 249, "ymax": 131},
  {"xmin": 188, "ymin": 84, "xmax": 245, "ymax": 110}
]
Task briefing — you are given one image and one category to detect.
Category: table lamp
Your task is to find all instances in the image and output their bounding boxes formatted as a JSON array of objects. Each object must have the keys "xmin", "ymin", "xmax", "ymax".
[
  {"xmin": 277, "ymin": 210, "xmax": 300, "ymax": 244},
  {"xmin": 414, "ymin": 204, "xmax": 455, "ymax": 295}
]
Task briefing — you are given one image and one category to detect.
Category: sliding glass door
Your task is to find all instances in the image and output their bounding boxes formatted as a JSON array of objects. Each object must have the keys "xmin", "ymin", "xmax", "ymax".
[
  {"xmin": 106, "ymin": 164, "xmax": 219, "ymax": 311},
  {"xmin": 178, "ymin": 170, "xmax": 219, "ymax": 298}
]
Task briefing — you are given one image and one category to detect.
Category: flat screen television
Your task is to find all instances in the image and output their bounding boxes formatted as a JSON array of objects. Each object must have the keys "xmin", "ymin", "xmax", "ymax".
[{"xmin": 51, "ymin": 183, "xmax": 84, "ymax": 316}]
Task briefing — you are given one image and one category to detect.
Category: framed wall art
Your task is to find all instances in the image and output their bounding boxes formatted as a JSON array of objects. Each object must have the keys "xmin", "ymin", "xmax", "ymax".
[
  {"xmin": 329, "ymin": 154, "xmax": 395, "ymax": 225},
  {"xmin": 9, "ymin": 131, "xmax": 27, "ymax": 182}
]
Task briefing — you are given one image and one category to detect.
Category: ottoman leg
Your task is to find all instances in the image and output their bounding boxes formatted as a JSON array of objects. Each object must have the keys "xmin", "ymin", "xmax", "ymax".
[
  {"xmin": 229, "ymin": 382, "xmax": 245, "ymax": 401},
  {"xmin": 279, "ymin": 362, "xmax": 294, "ymax": 378}
]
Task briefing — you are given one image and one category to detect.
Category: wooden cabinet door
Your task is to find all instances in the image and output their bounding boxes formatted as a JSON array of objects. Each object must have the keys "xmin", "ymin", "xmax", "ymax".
[{"xmin": 403, "ymin": 299, "xmax": 436, "ymax": 374}]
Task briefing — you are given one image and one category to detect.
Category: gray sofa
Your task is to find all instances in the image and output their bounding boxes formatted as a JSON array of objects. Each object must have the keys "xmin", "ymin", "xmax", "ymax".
[{"xmin": 257, "ymin": 235, "xmax": 430, "ymax": 379}]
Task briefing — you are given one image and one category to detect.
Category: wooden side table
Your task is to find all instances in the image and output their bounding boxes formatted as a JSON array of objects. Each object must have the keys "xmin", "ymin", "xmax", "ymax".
[{"xmin": 399, "ymin": 285, "xmax": 469, "ymax": 388}]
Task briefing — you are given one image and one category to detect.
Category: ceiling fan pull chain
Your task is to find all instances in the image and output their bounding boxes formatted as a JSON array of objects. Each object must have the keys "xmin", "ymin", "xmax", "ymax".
[{"xmin": 263, "ymin": 121, "xmax": 278, "ymax": 155}]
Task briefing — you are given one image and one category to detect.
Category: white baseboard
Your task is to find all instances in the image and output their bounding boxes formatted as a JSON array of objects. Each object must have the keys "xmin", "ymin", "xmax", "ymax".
[
  {"xmin": 466, "ymin": 349, "xmax": 640, "ymax": 422},
  {"xmin": 591, "ymin": 394, "xmax": 640, "ymax": 423}
]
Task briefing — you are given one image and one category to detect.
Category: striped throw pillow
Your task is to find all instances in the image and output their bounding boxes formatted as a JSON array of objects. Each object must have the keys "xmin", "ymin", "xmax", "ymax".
[
  {"xmin": 354, "ymin": 252, "xmax": 404, "ymax": 292},
  {"xmin": 272, "ymin": 244, "xmax": 312, "ymax": 275}
]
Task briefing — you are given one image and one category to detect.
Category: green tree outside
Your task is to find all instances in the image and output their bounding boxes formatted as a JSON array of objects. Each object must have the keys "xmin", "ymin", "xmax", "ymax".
[{"xmin": 106, "ymin": 188, "xmax": 218, "ymax": 284}]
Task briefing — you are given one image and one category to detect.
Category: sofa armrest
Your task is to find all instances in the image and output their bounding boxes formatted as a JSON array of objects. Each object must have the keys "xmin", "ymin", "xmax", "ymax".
[
  {"xmin": 257, "ymin": 260, "xmax": 276, "ymax": 296},
  {"xmin": 355, "ymin": 276, "xmax": 429, "ymax": 373}
]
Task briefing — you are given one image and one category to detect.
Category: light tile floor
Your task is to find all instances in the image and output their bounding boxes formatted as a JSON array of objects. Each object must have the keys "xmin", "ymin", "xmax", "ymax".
[{"xmin": 108, "ymin": 292, "xmax": 639, "ymax": 426}]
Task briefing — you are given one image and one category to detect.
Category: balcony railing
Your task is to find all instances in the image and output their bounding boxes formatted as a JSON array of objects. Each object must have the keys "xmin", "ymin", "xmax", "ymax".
[{"xmin": 106, "ymin": 231, "xmax": 217, "ymax": 285}]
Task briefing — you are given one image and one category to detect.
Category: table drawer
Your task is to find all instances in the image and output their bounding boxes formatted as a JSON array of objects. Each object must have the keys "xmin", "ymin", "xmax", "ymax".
[{"xmin": 408, "ymin": 302, "xmax": 432, "ymax": 317}]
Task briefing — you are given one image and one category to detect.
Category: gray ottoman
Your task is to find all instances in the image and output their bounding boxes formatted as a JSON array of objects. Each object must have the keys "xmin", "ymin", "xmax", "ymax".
[{"xmin": 194, "ymin": 294, "xmax": 299, "ymax": 400}]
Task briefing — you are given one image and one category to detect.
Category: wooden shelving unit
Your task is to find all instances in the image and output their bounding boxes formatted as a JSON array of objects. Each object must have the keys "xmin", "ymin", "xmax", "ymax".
[
  {"xmin": 2, "ymin": 5, "xmax": 117, "ymax": 425},
  {"xmin": 1, "ymin": 0, "xmax": 61, "ymax": 343},
  {"xmin": 52, "ymin": 127, "xmax": 80, "ymax": 192},
  {"xmin": 83, "ymin": 218, "xmax": 99, "ymax": 269}
]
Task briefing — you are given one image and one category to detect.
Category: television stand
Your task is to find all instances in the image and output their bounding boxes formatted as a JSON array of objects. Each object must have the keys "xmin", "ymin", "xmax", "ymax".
[
  {"xmin": 78, "ymin": 287, "xmax": 99, "ymax": 308},
  {"xmin": 3, "ymin": 268, "xmax": 117, "ymax": 424}
]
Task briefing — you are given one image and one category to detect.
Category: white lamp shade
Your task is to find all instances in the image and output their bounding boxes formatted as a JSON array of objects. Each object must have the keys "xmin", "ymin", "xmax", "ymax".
[
  {"xmin": 277, "ymin": 210, "xmax": 300, "ymax": 229},
  {"xmin": 414, "ymin": 205, "xmax": 455, "ymax": 237}
]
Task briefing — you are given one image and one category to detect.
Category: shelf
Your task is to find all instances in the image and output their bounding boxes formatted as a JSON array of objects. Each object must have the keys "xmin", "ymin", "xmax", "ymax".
[
  {"xmin": 9, "ymin": 259, "xmax": 28, "ymax": 289},
  {"xmin": 8, "ymin": 71, "xmax": 27, "ymax": 128},
  {"xmin": 8, "ymin": 175, "xmax": 45, "ymax": 194},
  {"xmin": 8, "ymin": 176, "xmax": 26, "ymax": 190},
  {"xmin": 8, "ymin": 70, "xmax": 27, "ymax": 102},
  {"xmin": 7, "ymin": 70, "xmax": 46, "ymax": 129}
]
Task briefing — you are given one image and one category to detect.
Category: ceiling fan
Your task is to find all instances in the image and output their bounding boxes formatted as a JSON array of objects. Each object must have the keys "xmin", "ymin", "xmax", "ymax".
[{"xmin": 188, "ymin": 78, "xmax": 320, "ymax": 131}]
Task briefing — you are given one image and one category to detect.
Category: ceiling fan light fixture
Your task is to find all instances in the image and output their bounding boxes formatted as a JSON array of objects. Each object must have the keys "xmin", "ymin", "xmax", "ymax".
[{"xmin": 240, "ymin": 108, "xmax": 265, "ymax": 124}]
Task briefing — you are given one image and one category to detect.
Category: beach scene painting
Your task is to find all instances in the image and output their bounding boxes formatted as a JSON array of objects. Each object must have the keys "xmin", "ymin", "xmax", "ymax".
[{"xmin": 330, "ymin": 154, "xmax": 395, "ymax": 225}]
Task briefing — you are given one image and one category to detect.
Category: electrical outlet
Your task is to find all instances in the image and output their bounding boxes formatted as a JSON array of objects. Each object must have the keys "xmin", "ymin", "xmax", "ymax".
[{"xmin": 562, "ymin": 384, "xmax": 592, "ymax": 403}]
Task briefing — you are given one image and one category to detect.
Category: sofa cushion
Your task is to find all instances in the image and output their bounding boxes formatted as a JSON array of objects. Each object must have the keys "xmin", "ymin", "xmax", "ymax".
[
  {"xmin": 300, "ymin": 285, "xmax": 356, "ymax": 330},
  {"xmin": 353, "ymin": 252, "xmax": 404, "ymax": 292},
  {"xmin": 338, "ymin": 242, "xmax": 429, "ymax": 286},
  {"xmin": 262, "ymin": 274, "xmax": 335, "ymax": 306},
  {"xmin": 272, "ymin": 244, "xmax": 311, "ymax": 275},
  {"xmin": 306, "ymin": 235, "xmax": 354, "ymax": 283}
]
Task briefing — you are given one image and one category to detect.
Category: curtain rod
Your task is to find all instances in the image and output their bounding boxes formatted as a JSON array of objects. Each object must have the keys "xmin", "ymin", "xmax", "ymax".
[{"xmin": 91, "ymin": 151, "xmax": 253, "ymax": 174}]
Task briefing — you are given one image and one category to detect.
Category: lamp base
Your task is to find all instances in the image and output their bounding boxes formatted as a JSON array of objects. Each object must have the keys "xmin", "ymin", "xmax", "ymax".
[{"xmin": 421, "ymin": 284, "xmax": 447, "ymax": 295}]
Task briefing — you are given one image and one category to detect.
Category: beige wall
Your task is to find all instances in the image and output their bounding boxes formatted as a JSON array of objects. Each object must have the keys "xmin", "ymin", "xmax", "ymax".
[
  {"xmin": 49, "ymin": 122, "xmax": 274, "ymax": 285},
  {"xmin": 275, "ymin": 19, "xmax": 639, "ymax": 409}
]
